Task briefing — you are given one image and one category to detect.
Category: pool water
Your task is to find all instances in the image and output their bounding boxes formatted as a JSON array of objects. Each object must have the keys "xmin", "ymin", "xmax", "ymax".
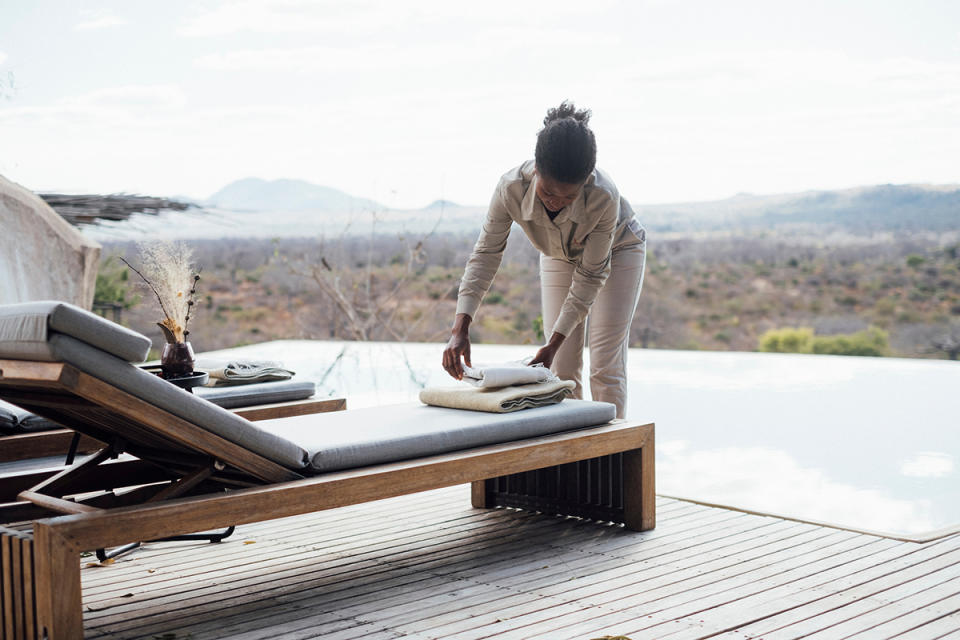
[{"xmin": 203, "ymin": 340, "xmax": 960, "ymax": 539}]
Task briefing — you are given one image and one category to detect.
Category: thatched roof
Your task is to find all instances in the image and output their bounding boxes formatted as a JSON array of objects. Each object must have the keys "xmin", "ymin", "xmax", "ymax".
[{"xmin": 39, "ymin": 193, "xmax": 194, "ymax": 226}]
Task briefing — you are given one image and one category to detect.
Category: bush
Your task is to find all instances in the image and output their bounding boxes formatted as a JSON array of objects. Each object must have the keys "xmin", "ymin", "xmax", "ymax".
[
  {"xmin": 758, "ymin": 326, "xmax": 889, "ymax": 356},
  {"xmin": 810, "ymin": 327, "xmax": 889, "ymax": 357},
  {"xmin": 758, "ymin": 327, "xmax": 814, "ymax": 353}
]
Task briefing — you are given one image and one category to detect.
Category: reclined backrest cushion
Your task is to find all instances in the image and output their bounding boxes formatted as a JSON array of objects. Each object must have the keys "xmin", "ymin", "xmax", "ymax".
[
  {"xmin": 0, "ymin": 301, "xmax": 151, "ymax": 363},
  {"xmin": 30, "ymin": 334, "xmax": 311, "ymax": 469}
]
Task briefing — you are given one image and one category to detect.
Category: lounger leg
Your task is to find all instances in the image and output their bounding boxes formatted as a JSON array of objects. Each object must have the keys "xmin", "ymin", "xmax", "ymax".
[
  {"xmin": 472, "ymin": 432, "xmax": 656, "ymax": 531},
  {"xmin": 470, "ymin": 480, "xmax": 491, "ymax": 508},
  {"xmin": 33, "ymin": 523, "xmax": 83, "ymax": 640},
  {"xmin": 623, "ymin": 440, "xmax": 656, "ymax": 532}
]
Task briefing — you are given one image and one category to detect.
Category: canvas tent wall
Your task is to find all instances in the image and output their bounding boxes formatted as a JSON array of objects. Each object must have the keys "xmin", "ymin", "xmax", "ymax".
[{"xmin": 0, "ymin": 175, "xmax": 100, "ymax": 308}]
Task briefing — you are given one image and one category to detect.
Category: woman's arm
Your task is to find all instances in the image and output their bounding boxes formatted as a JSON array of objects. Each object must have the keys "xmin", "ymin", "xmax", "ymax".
[
  {"xmin": 529, "ymin": 330, "xmax": 566, "ymax": 369},
  {"xmin": 455, "ymin": 183, "xmax": 514, "ymax": 320},
  {"xmin": 443, "ymin": 181, "xmax": 514, "ymax": 380},
  {"xmin": 442, "ymin": 313, "xmax": 472, "ymax": 380}
]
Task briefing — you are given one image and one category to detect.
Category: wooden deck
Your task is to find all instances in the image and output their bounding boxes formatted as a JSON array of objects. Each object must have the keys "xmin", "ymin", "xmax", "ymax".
[{"xmin": 78, "ymin": 485, "xmax": 960, "ymax": 640}]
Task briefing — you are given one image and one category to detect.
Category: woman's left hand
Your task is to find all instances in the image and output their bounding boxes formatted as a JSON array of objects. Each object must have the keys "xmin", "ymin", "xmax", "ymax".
[{"xmin": 529, "ymin": 331, "xmax": 566, "ymax": 369}]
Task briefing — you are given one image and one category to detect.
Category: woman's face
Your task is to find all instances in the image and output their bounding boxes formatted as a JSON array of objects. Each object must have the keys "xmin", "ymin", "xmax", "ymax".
[{"xmin": 535, "ymin": 170, "xmax": 582, "ymax": 213}]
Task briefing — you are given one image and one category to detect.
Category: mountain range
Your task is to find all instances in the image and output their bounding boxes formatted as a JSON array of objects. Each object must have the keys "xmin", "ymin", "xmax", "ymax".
[
  {"xmin": 206, "ymin": 178, "xmax": 385, "ymax": 213},
  {"xmin": 639, "ymin": 183, "xmax": 960, "ymax": 233},
  {"xmin": 204, "ymin": 177, "xmax": 960, "ymax": 235}
]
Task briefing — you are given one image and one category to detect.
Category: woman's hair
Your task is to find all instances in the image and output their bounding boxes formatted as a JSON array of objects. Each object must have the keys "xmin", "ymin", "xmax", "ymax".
[{"xmin": 535, "ymin": 101, "xmax": 597, "ymax": 184}]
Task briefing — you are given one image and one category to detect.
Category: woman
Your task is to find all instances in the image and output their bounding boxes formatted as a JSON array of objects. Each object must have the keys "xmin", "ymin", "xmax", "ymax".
[{"xmin": 442, "ymin": 101, "xmax": 647, "ymax": 418}]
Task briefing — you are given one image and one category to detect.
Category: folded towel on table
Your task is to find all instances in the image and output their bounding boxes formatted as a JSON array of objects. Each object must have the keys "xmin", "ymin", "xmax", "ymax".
[
  {"xmin": 419, "ymin": 379, "xmax": 575, "ymax": 413},
  {"xmin": 196, "ymin": 359, "xmax": 295, "ymax": 386},
  {"xmin": 462, "ymin": 361, "xmax": 557, "ymax": 388}
]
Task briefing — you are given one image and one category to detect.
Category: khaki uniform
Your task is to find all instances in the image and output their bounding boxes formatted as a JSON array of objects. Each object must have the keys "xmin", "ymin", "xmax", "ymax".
[{"xmin": 457, "ymin": 161, "xmax": 646, "ymax": 417}]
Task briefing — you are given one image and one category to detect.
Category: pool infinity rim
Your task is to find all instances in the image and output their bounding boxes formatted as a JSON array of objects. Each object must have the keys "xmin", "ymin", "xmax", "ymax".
[{"xmin": 659, "ymin": 492, "xmax": 960, "ymax": 543}]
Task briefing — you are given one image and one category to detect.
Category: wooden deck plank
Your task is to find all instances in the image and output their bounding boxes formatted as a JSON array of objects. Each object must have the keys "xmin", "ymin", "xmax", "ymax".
[
  {"xmin": 923, "ymin": 619, "xmax": 960, "ymax": 640},
  {"xmin": 94, "ymin": 512, "xmax": 668, "ymax": 638},
  {"xmin": 466, "ymin": 534, "xmax": 876, "ymax": 639},
  {"xmin": 85, "ymin": 517, "xmax": 554, "ymax": 633},
  {"xmin": 703, "ymin": 535, "xmax": 960, "ymax": 638},
  {"xmin": 757, "ymin": 559, "xmax": 960, "ymax": 638},
  {"xmin": 180, "ymin": 521, "xmax": 810, "ymax": 638},
  {"xmin": 450, "ymin": 524, "xmax": 916, "ymax": 634},
  {"xmin": 618, "ymin": 544, "xmax": 948, "ymax": 638},
  {"xmin": 836, "ymin": 595, "xmax": 960, "ymax": 639},
  {"xmin": 80, "ymin": 489, "xmax": 483, "ymax": 593},
  {"xmin": 88, "ymin": 504, "xmax": 668, "ymax": 636},
  {"xmin": 81, "ymin": 487, "xmax": 722, "ymax": 610},
  {"xmin": 62, "ymin": 487, "xmax": 960, "ymax": 640}
]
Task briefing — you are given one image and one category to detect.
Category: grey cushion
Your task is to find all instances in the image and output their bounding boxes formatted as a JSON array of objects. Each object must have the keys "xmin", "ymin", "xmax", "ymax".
[
  {"xmin": 0, "ymin": 398, "xmax": 31, "ymax": 433},
  {"xmin": 42, "ymin": 335, "xmax": 310, "ymax": 469},
  {"xmin": 196, "ymin": 381, "xmax": 316, "ymax": 409},
  {"xmin": 256, "ymin": 399, "xmax": 617, "ymax": 473},
  {"xmin": 0, "ymin": 301, "xmax": 151, "ymax": 363},
  {"xmin": 18, "ymin": 413, "xmax": 60, "ymax": 432},
  {"xmin": 0, "ymin": 380, "xmax": 318, "ymax": 435},
  {"xmin": 0, "ymin": 398, "xmax": 59, "ymax": 434}
]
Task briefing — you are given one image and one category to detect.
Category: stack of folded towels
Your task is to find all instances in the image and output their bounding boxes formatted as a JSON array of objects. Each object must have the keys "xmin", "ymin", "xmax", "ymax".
[{"xmin": 419, "ymin": 362, "xmax": 575, "ymax": 413}]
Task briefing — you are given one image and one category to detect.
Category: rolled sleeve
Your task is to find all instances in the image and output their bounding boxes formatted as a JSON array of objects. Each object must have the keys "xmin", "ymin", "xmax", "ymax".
[
  {"xmin": 456, "ymin": 183, "xmax": 514, "ymax": 319},
  {"xmin": 552, "ymin": 201, "xmax": 617, "ymax": 337}
]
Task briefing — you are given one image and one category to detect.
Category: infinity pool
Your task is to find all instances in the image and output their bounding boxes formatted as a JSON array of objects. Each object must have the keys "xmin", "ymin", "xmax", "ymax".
[{"xmin": 204, "ymin": 340, "xmax": 960, "ymax": 539}]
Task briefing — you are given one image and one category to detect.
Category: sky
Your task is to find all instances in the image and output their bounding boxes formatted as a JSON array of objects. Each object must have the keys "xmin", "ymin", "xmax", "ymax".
[{"xmin": 1, "ymin": 0, "xmax": 958, "ymax": 209}]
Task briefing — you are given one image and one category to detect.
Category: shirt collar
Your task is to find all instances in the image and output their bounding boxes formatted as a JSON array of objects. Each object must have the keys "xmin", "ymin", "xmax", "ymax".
[
  {"xmin": 519, "ymin": 164, "xmax": 595, "ymax": 224},
  {"xmin": 520, "ymin": 172, "xmax": 542, "ymax": 221}
]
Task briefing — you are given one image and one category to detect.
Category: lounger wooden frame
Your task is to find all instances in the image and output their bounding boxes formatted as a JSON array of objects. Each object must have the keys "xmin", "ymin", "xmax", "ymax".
[{"xmin": 0, "ymin": 358, "xmax": 655, "ymax": 640}]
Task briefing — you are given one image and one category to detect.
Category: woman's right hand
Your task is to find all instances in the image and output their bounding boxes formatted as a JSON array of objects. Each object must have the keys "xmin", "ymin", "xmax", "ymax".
[{"xmin": 442, "ymin": 313, "xmax": 473, "ymax": 380}]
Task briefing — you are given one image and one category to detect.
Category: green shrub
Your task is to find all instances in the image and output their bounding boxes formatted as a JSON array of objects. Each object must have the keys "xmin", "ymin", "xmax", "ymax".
[
  {"xmin": 758, "ymin": 327, "xmax": 814, "ymax": 353},
  {"xmin": 810, "ymin": 327, "xmax": 888, "ymax": 357},
  {"xmin": 759, "ymin": 326, "xmax": 889, "ymax": 357}
]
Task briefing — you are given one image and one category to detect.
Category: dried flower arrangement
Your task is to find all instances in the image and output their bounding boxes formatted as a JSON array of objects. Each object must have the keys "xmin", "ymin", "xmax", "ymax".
[{"xmin": 121, "ymin": 241, "xmax": 201, "ymax": 345}]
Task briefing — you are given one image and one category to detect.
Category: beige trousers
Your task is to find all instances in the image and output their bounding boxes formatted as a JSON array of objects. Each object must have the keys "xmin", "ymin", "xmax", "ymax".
[{"xmin": 540, "ymin": 242, "xmax": 646, "ymax": 418}]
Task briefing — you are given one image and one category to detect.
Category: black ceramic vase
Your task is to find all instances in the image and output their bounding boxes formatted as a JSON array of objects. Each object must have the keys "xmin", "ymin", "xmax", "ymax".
[{"xmin": 160, "ymin": 341, "xmax": 195, "ymax": 379}]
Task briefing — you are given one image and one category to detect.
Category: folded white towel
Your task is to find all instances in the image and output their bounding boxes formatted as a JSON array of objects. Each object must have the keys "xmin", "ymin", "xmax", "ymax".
[
  {"xmin": 196, "ymin": 359, "xmax": 295, "ymax": 387},
  {"xmin": 462, "ymin": 361, "xmax": 558, "ymax": 388},
  {"xmin": 419, "ymin": 380, "xmax": 575, "ymax": 413}
]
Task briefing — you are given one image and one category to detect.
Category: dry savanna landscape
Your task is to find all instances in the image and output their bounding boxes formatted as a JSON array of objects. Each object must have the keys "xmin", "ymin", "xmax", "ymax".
[{"xmin": 93, "ymin": 190, "xmax": 960, "ymax": 361}]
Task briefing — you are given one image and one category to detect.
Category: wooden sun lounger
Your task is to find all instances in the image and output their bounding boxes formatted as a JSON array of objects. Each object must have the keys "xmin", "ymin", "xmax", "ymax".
[{"xmin": 0, "ymin": 359, "xmax": 654, "ymax": 640}]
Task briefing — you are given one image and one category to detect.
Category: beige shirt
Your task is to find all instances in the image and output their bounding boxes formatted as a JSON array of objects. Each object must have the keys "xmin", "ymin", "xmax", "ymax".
[{"xmin": 456, "ymin": 160, "xmax": 645, "ymax": 337}]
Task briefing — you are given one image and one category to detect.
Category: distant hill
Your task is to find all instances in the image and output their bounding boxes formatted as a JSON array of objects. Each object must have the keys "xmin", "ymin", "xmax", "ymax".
[
  {"xmin": 638, "ymin": 184, "xmax": 960, "ymax": 233},
  {"xmin": 80, "ymin": 178, "xmax": 959, "ymax": 241},
  {"xmin": 207, "ymin": 178, "xmax": 382, "ymax": 212},
  {"xmin": 208, "ymin": 178, "xmax": 959, "ymax": 233},
  {"xmin": 424, "ymin": 199, "xmax": 461, "ymax": 209}
]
